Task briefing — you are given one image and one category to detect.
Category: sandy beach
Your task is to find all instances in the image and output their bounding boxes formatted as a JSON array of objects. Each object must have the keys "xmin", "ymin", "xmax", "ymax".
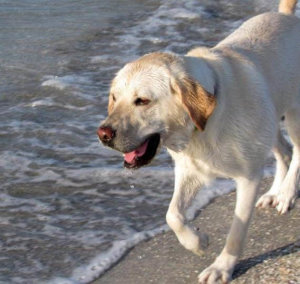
[{"xmin": 95, "ymin": 178, "xmax": 300, "ymax": 284}]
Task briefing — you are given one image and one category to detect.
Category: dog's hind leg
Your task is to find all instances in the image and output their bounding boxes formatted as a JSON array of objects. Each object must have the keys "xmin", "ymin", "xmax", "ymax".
[
  {"xmin": 276, "ymin": 106, "xmax": 300, "ymax": 214},
  {"xmin": 256, "ymin": 130, "xmax": 292, "ymax": 209},
  {"xmin": 166, "ymin": 167, "xmax": 208, "ymax": 256}
]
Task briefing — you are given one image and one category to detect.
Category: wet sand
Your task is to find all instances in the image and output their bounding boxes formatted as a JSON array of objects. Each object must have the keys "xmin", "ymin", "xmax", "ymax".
[{"xmin": 94, "ymin": 178, "xmax": 300, "ymax": 283}]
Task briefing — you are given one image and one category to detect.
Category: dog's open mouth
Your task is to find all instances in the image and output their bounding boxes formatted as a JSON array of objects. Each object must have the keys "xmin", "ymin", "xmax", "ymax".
[{"xmin": 124, "ymin": 134, "xmax": 160, "ymax": 169}]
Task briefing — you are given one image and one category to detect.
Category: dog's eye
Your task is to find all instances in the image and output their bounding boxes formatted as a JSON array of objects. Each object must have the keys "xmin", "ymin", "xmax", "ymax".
[
  {"xmin": 112, "ymin": 94, "xmax": 116, "ymax": 102},
  {"xmin": 134, "ymin": 98, "xmax": 151, "ymax": 106}
]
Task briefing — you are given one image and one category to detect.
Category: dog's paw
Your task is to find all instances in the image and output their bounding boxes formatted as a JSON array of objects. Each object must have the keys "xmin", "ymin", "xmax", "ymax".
[
  {"xmin": 198, "ymin": 265, "xmax": 231, "ymax": 284},
  {"xmin": 198, "ymin": 254, "xmax": 236, "ymax": 284},
  {"xmin": 256, "ymin": 194, "xmax": 278, "ymax": 209},
  {"xmin": 276, "ymin": 191, "xmax": 297, "ymax": 214}
]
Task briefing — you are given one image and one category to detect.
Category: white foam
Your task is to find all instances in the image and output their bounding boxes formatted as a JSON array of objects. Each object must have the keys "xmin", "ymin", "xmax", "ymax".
[
  {"xmin": 41, "ymin": 77, "xmax": 68, "ymax": 90},
  {"xmin": 171, "ymin": 8, "xmax": 201, "ymax": 20},
  {"xmin": 41, "ymin": 75, "xmax": 92, "ymax": 90},
  {"xmin": 0, "ymin": 193, "xmax": 55, "ymax": 213},
  {"xmin": 31, "ymin": 98, "xmax": 56, "ymax": 107},
  {"xmin": 91, "ymin": 0, "xmax": 209, "ymax": 63},
  {"xmin": 67, "ymin": 225, "xmax": 169, "ymax": 284},
  {"xmin": 30, "ymin": 98, "xmax": 90, "ymax": 111},
  {"xmin": 90, "ymin": 55, "xmax": 111, "ymax": 64}
]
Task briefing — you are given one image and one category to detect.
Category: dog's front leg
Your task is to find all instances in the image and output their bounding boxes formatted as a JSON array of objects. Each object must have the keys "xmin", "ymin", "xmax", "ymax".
[
  {"xmin": 198, "ymin": 176, "xmax": 261, "ymax": 284},
  {"xmin": 166, "ymin": 166, "xmax": 209, "ymax": 256}
]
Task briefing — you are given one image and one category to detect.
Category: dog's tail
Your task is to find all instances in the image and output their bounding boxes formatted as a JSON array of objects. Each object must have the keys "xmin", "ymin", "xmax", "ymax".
[{"xmin": 279, "ymin": 0, "xmax": 298, "ymax": 14}]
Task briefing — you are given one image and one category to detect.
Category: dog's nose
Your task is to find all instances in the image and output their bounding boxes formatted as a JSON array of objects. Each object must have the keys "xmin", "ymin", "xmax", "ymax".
[{"xmin": 97, "ymin": 126, "xmax": 115, "ymax": 143}]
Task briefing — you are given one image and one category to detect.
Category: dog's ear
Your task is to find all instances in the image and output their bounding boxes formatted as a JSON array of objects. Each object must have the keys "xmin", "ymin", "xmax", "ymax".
[{"xmin": 171, "ymin": 76, "xmax": 216, "ymax": 131}]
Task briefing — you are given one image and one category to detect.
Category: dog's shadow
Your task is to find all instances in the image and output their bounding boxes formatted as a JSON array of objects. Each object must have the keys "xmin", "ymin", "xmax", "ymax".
[{"xmin": 232, "ymin": 240, "xmax": 300, "ymax": 279}]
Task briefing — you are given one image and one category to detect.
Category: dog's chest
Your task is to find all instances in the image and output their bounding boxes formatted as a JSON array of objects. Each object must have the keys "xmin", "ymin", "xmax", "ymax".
[{"xmin": 168, "ymin": 146, "xmax": 225, "ymax": 184}]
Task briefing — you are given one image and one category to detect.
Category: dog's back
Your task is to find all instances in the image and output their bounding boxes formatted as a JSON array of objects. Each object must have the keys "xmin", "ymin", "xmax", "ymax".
[{"xmin": 214, "ymin": 5, "xmax": 300, "ymax": 118}]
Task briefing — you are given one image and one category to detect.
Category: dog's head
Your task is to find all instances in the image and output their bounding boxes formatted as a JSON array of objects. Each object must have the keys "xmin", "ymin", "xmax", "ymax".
[{"xmin": 98, "ymin": 52, "xmax": 216, "ymax": 169}]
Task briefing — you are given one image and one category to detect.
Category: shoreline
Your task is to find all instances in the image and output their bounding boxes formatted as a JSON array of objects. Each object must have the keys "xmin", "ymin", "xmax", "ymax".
[{"xmin": 94, "ymin": 178, "xmax": 300, "ymax": 283}]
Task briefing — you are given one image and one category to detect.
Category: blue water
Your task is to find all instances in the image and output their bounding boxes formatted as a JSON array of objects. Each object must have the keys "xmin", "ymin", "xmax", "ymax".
[{"xmin": 0, "ymin": 0, "xmax": 280, "ymax": 283}]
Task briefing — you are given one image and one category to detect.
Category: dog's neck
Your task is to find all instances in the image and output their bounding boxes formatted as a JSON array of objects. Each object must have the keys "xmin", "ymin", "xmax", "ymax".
[{"xmin": 182, "ymin": 55, "xmax": 216, "ymax": 95}]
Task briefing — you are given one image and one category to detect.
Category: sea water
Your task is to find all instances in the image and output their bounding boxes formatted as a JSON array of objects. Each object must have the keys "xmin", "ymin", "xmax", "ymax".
[{"xmin": 0, "ymin": 0, "xmax": 285, "ymax": 283}]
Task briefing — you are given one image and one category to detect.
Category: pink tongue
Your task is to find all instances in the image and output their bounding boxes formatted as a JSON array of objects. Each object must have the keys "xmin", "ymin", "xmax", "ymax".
[{"xmin": 124, "ymin": 140, "xmax": 149, "ymax": 164}]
